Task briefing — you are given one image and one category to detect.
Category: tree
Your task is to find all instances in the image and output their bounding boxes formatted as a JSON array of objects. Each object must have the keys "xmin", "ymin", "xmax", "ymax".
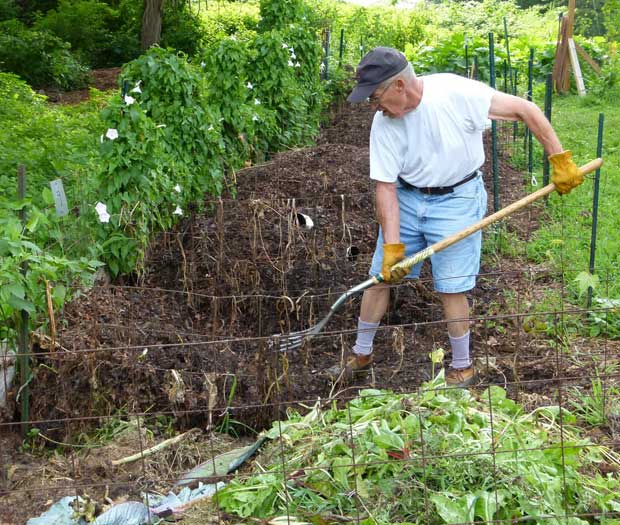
[{"xmin": 141, "ymin": 0, "xmax": 164, "ymax": 51}]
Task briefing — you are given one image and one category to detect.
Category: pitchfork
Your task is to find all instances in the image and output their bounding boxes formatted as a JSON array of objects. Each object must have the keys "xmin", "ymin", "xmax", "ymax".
[{"xmin": 277, "ymin": 158, "xmax": 603, "ymax": 352}]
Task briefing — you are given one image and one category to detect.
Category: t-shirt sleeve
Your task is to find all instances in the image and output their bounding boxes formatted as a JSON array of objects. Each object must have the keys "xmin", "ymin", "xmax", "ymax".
[
  {"xmin": 454, "ymin": 76, "xmax": 496, "ymax": 132},
  {"xmin": 369, "ymin": 115, "xmax": 407, "ymax": 183}
]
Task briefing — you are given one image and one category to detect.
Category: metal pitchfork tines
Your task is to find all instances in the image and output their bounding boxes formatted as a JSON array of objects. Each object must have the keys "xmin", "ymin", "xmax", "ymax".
[{"xmin": 276, "ymin": 158, "xmax": 603, "ymax": 352}]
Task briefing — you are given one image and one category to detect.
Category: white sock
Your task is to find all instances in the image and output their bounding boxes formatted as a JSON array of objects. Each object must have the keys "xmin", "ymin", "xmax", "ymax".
[
  {"xmin": 449, "ymin": 331, "xmax": 471, "ymax": 369},
  {"xmin": 353, "ymin": 318, "xmax": 380, "ymax": 356}
]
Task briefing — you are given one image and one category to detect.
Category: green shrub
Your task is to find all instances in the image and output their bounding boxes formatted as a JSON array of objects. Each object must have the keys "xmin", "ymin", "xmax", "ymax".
[
  {"xmin": 0, "ymin": 19, "xmax": 89, "ymax": 89},
  {"xmin": 33, "ymin": 0, "xmax": 120, "ymax": 67},
  {"xmin": 160, "ymin": 0, "xmax": 205, "ymax": 56},
  {"xmin": 0, "ymin": 0, "xmax": 18, "ymax": 21},
  {"xmin": 96, "ymin": 48, "xmax": 225, "ymax": 275},
  {"xmin": 198, "ymin": 1, "xmax": 259, "ymax": 48},
  {"xmin": 202, "ymin": 36, "xmax": 277, "ymax": 166}
]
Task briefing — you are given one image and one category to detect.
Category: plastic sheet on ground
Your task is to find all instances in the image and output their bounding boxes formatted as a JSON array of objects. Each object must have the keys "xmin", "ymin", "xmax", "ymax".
[
  {"xmin": 148, "ymin": 482, "xmax": 225, "ymax": 516},
  {"xmin": 0, "ymin": 341, "xmax": 16, "ymax": 408},
  {"xmin": 27, "ymin": 496, "xmax": 87, "ymax": 525},
  {"xmin": 27, "ymin": 434, "xmax": 264, "ymax": 524},
  {"xmin": 93, "ymin": 502, "xmax": 153, "ymax": 525}
]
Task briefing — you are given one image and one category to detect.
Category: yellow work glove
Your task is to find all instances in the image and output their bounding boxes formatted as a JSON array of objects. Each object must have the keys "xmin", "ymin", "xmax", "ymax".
[
  {"xmin": 381, "ymin": 243, "xmax": 407, "ymax": 283},
  {"xmin": 549, "ymin": 150, "xmax": 584, "ymax": 195}
]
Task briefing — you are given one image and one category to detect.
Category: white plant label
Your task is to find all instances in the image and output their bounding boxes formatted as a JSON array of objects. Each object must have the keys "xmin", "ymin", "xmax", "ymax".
[{"xmin": 50, "ymin": 179, "xmax": 69, "ymax": 217}]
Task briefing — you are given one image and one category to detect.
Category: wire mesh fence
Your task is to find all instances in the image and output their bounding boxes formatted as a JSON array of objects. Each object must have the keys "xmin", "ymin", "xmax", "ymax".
[{"xmin": 2, "ymin": 26, "xmax": 618, "ymax": 525}]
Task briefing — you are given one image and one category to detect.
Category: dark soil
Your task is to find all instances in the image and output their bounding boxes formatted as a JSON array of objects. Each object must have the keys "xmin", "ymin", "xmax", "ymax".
[
  {"xmin": 41, "ymin": 67, "xmax": 121, "ymax": 104},
  {"xmin": 3, "ymin": 94, "xmax": 619, "ymax": 525},
  {"xmin": 23, "ymin": 106, "xmax": 592, "ymax": 437}
]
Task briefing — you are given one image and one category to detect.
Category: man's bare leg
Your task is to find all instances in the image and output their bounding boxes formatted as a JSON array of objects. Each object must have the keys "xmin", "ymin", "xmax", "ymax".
[
  {"xmin": 350, "ymin": 284, "xmax": 390, "ymax": 367},
  {"xmin": 438, "ymin": 292, "xmax": 473, "ymax": 373}
]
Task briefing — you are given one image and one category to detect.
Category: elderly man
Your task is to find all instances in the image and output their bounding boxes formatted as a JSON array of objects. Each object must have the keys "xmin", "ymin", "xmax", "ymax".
[{"xmin": 342, "ymin": 47, "xmax": 583, "ymax": 387}]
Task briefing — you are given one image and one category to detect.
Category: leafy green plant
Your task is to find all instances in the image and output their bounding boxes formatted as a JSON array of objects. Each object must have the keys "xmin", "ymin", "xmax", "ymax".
[
  {"xmin": 569, "ymin": 376, "xmax": 620, "ymax": 428},
  {"xmin": 0, "ymin": 19, "xmax": 89, "ymax": 89},
  {"xmin": 589, "ymin": 298, "xmax": 620, "ymax": 339},
  {"xmin": 160, "ymin": 0, "xmax": 205, "ymax": 57},
  {"xmin": 216, "ymin": 376, "xmax": 620, "ymax": 523},
  {"xmin": 96, "ymin": 47, "xmax": 224, "ymax": 275},
  {"xmin": 0, "ymin": 201, "xmax": 101, "ymax": 341},
  {"xmin": 33, "ymin": 0, "xmax": 118, "ymax": 68},
  {"xmin": 201, "ymin": 35, "xmax": 275, "ymax": 166}
]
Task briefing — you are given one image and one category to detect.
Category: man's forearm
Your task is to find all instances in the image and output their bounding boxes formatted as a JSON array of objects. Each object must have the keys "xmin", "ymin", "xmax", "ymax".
[
  {"xmin": 523, "ymin": 102, "xmax": 563, "ymax": 156},
  {"xmin": 376, "ymin": 182, "xmax": 400, "ymax": 243}
]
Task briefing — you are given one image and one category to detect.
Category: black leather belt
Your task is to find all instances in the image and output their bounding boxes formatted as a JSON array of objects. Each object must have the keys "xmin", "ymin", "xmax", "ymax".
[{"xmin": 398, "ymin": 169, "xmax": 479, "ymax": 195}]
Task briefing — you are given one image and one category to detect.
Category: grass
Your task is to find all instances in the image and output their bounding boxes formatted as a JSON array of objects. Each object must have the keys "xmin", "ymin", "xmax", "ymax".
[{"xmin": 527, "ymin": 89, "xmax": 620, "ymax": 299}]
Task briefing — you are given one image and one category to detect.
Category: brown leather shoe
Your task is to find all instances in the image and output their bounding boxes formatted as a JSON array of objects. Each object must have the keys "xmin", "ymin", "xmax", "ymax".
[
  {"xmin": 327, "ymin": 353, "xmax": 373, "ymax": 382},
  {"xmin": 446, "ymin": 365, "xmax": 476, "ymax": 388}
]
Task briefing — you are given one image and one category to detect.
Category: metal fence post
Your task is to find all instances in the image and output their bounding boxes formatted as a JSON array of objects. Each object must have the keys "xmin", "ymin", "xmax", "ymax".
[
  {"xmin": 339, "ymin": 28, "xmax": 344, "ymax": 68},
  {"xmin": 17, "ymin": 165, "xmax": 30, "ymax": 435},
  {"xmin": 322, "ymin": 29, "xmax": 331, "ymax": 80},
  {"xmin": 489, "ymin": 32, "xmax": 499, "ymax": 212},
  {"xmin": 527, "ymin": 48, "xmax": 534, "ymax": 178},
  {"xmin": 587, "ymin": 113, "xmax": 604, "ymax": 308},
  {"xmin": 465, "ymin": 43, "xmax": 469, "ymax": 77},
  {"xmin": 543, "ymin": 74, "xmax": 553, "ymax": 189}
]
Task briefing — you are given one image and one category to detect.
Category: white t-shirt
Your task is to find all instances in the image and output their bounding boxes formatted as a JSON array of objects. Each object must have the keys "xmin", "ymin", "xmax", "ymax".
[{"xmin": 369, "ymin": 73, "xmax": 495, "ymax": 187}]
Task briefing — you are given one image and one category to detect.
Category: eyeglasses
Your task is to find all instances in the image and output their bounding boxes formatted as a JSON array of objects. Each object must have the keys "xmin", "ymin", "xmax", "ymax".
[{"xmin": 367, "ymin": 78, "xmax": 397, "ymax": 106}]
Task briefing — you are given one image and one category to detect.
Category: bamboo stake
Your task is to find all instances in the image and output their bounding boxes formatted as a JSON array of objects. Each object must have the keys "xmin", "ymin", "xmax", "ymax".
[
  {"xmin": 111, "ymin": 429, "xmax": 198, "ymax": 466},
  {"xmin": 45, "ymin": 280, "xmax": 56, "ymax": 350}
]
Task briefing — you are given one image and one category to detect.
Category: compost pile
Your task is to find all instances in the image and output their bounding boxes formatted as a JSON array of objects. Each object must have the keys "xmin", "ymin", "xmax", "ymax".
[{"xmin": 27, "ymin": 105, "xmax": 558, "ymax": 436}]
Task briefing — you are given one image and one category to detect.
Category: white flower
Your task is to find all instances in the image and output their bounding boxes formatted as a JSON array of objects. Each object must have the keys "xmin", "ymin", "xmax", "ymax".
[
  {"xmin": 131, "ymin": 81, "xmax": 142, "ymax": 93},
  {"xmin": 105, "ymin": 128, "xmax": 118, "ymax": 140},
  {"xmin": 208, "ymin": 124, "xmax": 214, "ymax": 131},
  {"xmin": 95, "ymin": 202, "xmax": 110, "ymax": 223},
  {"xmin": 124, "ymin": 94, "xmax": 135, "ymax": 105},
  {"xmin": 246, "ymin": 81, "xmax": 253, "ymax": 89},
  {"xmin": 173, "ymin": 206, "xmax": 183, "ymax": 216},
  {"xmin": 229, "ymin": 35, "xmax": 236, "ymax": 41},
  {"xmin": 290, "ymin": 52, "xmax": 296, "ymax": 60},
  {"xmin": 288, "ymin": 60, "xmax": 294, "ymax": 67},
  {"xmin": 174, "ymin": 184, "xmax": 182, "ymax": 193},
  {"xmin": 252, "ymin": 114, "xmax": 259, "ymax": 121},
  {"xmin": 200, "ymin": 61, "xmax": 206, "ymax": 68},
  {"xmin": 295, "ymin": 62, "xmax": 301, "ymax": 68},
  {"xmin": 282, "ymin": 43, "xmax": 289, "ymax": 49},
  {"xmin": 319, "ymin": 63, "xmax": 326, "ymax": 72},
  {"xmin": 254, "ymin": 98, "xmax": 260, "ymax": 105}
]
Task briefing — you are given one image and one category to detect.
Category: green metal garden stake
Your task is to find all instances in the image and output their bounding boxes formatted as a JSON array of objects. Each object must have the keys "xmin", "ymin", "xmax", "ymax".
[
  {"xmin": 17, "ymin": 165, "xmax": 30, "ymax": 435},
  {"xmin": 465, "ymin": 43, "xmax": 469, "ymax": 78},
  {"xmin": 339, "ymin": 28, "xmax": 344, "ymax": 68},
  {"xmin": 543, "ymin": 74, "xmax": 553, "ymax": 190},
  {"xmin": 489, "ymin": 32, "xmax": 499, "ymax": 212},
  {"xmin": 503, "ymin": 17, "xmax": 514, "ymax": 94},
  {"xmin": 587, "ymin": 113, "xmax": 604, "ymax": 308},
  {"xmin": 527, "ymin": 48, "xmax": 534, "ymax": 178},
  {"xmin": 323, "ymin": 29, "xmax": 331, "ymax": 80}
]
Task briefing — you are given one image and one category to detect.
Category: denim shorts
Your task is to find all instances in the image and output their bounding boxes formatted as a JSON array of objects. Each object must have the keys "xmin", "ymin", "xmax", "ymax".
[{"xmin": 369, "ymin": 173, "xmax": 488, "ymax": 293}]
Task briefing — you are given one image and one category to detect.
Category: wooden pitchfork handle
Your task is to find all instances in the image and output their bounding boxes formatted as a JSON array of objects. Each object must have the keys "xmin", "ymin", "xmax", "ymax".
[{"xmin": 381, "ymin": 158, "xmax": 603, "ymax": 282}]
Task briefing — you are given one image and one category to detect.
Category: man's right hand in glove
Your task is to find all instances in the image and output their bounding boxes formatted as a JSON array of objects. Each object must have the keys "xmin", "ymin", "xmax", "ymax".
[
  {"xmin": 549, "ymin": 150, "xmax": 584, "ymax": 195},
  {"xmin": 381, "ymin": 243, "xmax": 407, "ymax": 283}
]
